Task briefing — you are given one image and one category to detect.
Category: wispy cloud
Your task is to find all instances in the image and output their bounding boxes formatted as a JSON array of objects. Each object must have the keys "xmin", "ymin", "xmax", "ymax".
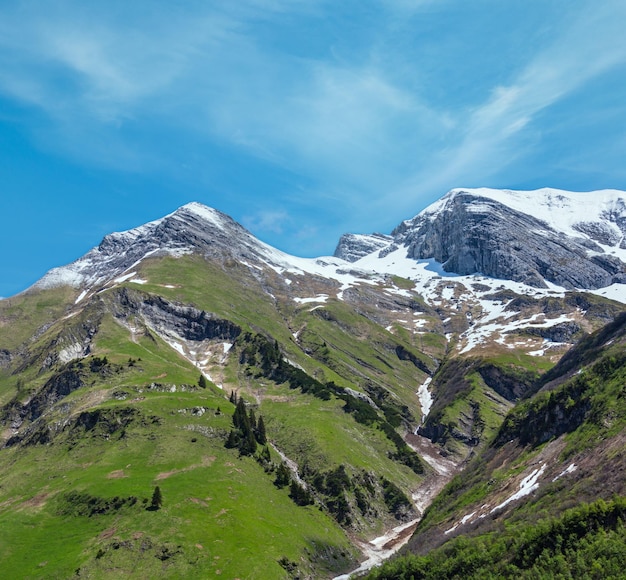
[
  {"xmin": 384, "ymin": 0, "xmax": 626, "ymax": 217},
  {"xmin": 242, "ymin": 210, "xmax": 290, "ymax": 234},
  {"xmin": 0, "ymin": 0, "xmax": 625, "ymax": 227},
  {"xmin": 0, "ymin": 2, "xmax": 442, "ymax": 180}
]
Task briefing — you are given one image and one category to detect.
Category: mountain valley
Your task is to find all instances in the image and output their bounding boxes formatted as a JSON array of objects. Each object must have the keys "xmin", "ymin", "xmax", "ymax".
[{"xmin": 2, "ymin": 188, "xmax": 626, "ymax": 578}]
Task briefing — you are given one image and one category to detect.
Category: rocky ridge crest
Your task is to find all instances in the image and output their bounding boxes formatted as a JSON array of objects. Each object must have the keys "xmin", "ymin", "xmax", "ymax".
[{"xmin": 335, "ymin": 188, "xmax": 626, "ymax": 290}]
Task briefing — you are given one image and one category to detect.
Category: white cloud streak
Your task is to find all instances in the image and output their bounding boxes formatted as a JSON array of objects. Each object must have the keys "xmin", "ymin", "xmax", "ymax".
[
  {"xmin": 0, "ymin": 0, "xmax": 624, "ymax": 222},
  {"xmin": 388, "ymin": 1, "xmax": 626, "ymax": 216}
]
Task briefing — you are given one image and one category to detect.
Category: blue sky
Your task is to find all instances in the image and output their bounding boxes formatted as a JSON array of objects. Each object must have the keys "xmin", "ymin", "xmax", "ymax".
[{"xmin": 2, "ymin": 0, "xmax": 626, "ymax": 297}]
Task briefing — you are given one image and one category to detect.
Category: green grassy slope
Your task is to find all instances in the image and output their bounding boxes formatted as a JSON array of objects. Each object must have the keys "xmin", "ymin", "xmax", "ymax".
[
  {"xmin": 366, "ymin": 313, "xmax": 626, "ymax": 578},
  {"xmin": 0, "ymin": 255, "xmax": 435, "ymax": 577}
]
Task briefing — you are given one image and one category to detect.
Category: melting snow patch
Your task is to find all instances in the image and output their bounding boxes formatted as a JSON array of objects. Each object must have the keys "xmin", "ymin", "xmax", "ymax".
[
  {"xmin": 491, "ymin": 464, "xmax": 546, "ymax": 514},
  {"xmin": 417, "ymin": 378, "xmax": 433, "ymax": 424},
  {"xmin": 444, "ymin": 512, "xmax": 476, "ymax": 535},
  {"xmin": 240, "ymin": 260, "xmax": 263, "ymax": 271},
  {"xmin": 163, "ymin": 337, "xmax": 185, "ymax": 356},
  {"xmin": 114, "ymin": 271, "xmax": 137, "ymax": 284},
  {"xmin": 75, "ymin": 289, "xmax": 89, "ymax": 304},
  {"xmin": 336, "ymin": 287, "xmax": 346, "ymax": 301},
  {"xmin": 294, "ymin": 295, "xmax": 329, "ymax": 304},
  {"xmin": 552, "ymin": 463, "xmax": 577, "ymax": 482}
]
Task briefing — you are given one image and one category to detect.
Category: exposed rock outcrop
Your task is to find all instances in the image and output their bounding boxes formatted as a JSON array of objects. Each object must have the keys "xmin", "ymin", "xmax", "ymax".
[
  {"xmin": 392, "ymin": 192, "xmax": 626, "ymax": 289},
  {"xmin": 109, "ymin": 288, "xmax": 242, "ymax": 343},
  {"xmin": 334, "ymin": 233, "xmax": 393, "ymax": 263}
]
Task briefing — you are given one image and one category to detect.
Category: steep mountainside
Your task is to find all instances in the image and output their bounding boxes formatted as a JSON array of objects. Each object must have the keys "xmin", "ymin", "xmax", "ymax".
[
  {"xmin": 337, "ymin": 188, "xmax": 626, "ymax": 290},
  {"xmin": 368, "ymin": 312, "xmax": 626, "ymax": 578},
  {"xmin": 1, "ymin": 188, "xmax": 626, "ymax": 578}
]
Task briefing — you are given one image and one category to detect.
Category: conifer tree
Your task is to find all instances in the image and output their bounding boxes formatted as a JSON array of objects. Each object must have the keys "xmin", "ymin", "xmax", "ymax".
[
  {"xmin": 150, "ymin": 485, "xmax": 163, "ymax": 510},
  {"xmin": 233, "ymin": 398, "xmax": 248, "ymax": 430},
  {"xmin": 198, "ymin": 374, "xmax": 208, "ymax": 389},
  {"xmin": 240, "ymin": 427, "xmax": 257, "ymax": 456},
  {"xmin": 225, "ymin": 429, "xmax": 240, "ymax": 449},
  {"xmin": 260, "ymin": 445, "xmax": 271, "ymax": 463},
  {"xmin": 256, "ymin": 415, "xmax": 267, "ymax": 445},
  {"xmin": 274, "ymin": 462, "xmax": 291, "ymax": 488},
  {"xmin": 289, "ymin": 480, "xmax": 314, "ymax": 506}
]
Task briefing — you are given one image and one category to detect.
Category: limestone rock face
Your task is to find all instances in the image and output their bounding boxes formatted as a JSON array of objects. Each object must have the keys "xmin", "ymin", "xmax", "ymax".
[
  {"xmin": 334, "ymin": 233, "xmax": 392, "ymax": 263},
  {"xmin": 391, "ymin": 191, "xmax": 626, "ymax": 289}
]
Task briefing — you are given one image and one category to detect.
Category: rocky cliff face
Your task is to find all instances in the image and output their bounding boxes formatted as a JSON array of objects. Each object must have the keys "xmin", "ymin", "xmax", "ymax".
[
  {"xmin": 392, "ymin": 191, "xmax": 626, "ymax": 289},
  {"xmin": 333, "ymin": 188, "xmax": 626, "ymax": 290},
  {"xmin": 334, "ymin": 233, "xmax": 392, "ymax": 263}
]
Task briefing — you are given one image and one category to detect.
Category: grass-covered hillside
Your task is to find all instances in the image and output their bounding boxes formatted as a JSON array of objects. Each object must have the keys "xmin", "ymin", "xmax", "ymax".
[
  {"xmin": 367, "ymin": 313, "xmax": 626, "ymax": 579},
  {"xmin": 0, "ymin": 253, "xmax": 439, "ymax": 578},
  {"xmin": 2, "ymin": 219, "xmax": 626, "ymax": 578}
]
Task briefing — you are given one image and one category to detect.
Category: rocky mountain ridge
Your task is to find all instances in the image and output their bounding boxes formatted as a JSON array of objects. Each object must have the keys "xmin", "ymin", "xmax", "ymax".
[
  {"xmin": 34, "ymin": 202, "xmax": 292, "ymax": 292},
  {"xmin": 336, "ymin": 187, "xmax": 626, "ymax": 291},
  {"xmin": 2, "ymin": 187, "xmax": 626, "ymax": 578}
]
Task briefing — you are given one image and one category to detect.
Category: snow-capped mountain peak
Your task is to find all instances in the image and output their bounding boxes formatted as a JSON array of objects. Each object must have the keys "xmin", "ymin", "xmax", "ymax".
[
  {"xmin": 33, "ymin": 202, "xmax": 263, "ymax": 292},
  {"xmin": 445, "ymin": 187, "xmax": 626, "ymax": 243},
  {"xmin": 383, "ymin": 187, "xmax": 626, "ymax": 290},
  {"xmin": 177, "ymin": 201, "xmax": 230, "ymax": 228}
]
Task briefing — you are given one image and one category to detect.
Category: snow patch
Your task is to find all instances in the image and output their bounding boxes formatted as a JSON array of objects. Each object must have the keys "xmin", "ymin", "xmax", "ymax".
[
  {"xmin": 417, "ymin": 377, "xmax": 433, "ymax": 424},
  {"xmin": 293, "ymin": 295, "xmax": 328, "ymax": 304},
  {"xmin": 552, "ymin": 463, "xmax": 577, "ymax": 482},
  {"xmin": 75, "ymin": 289, "xmax": 89, "ymax": 304},
  {"xmin": 180, "ymin": 202, "xmax": 227, "ymax": 229},
  {"xmin": 491, "ymin": 463, "xmax": 546, "ymax": 514},
  {"xmin": 114, "ymin": 271, "xmax": 137, "ymax": 284},
  {"xmin": 333, "ymin": 519, "xmax": 419, "ymax": 580},
  {"xmin": 444, "ymin": 511, "xmax": 476, "ymax": 535}
]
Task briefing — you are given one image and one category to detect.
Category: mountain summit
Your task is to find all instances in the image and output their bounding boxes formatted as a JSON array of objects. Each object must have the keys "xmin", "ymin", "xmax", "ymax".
[
  {"xmin": 336, "ymin": 188, "xmax": 626, "ymax": 290},
  {"xmin": 34, "ymin": 202, "xmax": 291, "ymax": 292}
]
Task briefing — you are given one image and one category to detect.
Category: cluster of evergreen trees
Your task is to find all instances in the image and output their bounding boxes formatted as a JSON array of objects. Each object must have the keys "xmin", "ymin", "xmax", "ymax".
[
  {"xmin": 273, "ymin": 462, "xmax": 314, "ymax": 506},
  {"xmin": 223, "ymin": 391, "xmax": 313, "ymax": 507},
  {"xmin": 367, "ymin": 496, "xmax": 626, "ymax": 579},
  {"xmin": 227, "ymin": 334, "xmax": 421, "ymax": 525},
  {"xmin": 224, "ymin": 392, "xmax": 266, "ymax": 456},
  {"xmin": 237, "ymin": 332, "xmax": 424, "ymax": 474}
]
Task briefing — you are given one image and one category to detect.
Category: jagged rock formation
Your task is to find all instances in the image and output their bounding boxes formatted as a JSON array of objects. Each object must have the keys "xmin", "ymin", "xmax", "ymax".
[
  {"xmin": 392, "ymin": 190, "xmax": 626, "ymax": 289},
  {"xmin": 334, "ymin": 233, "xmax": 392, "ymax": 263}
]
